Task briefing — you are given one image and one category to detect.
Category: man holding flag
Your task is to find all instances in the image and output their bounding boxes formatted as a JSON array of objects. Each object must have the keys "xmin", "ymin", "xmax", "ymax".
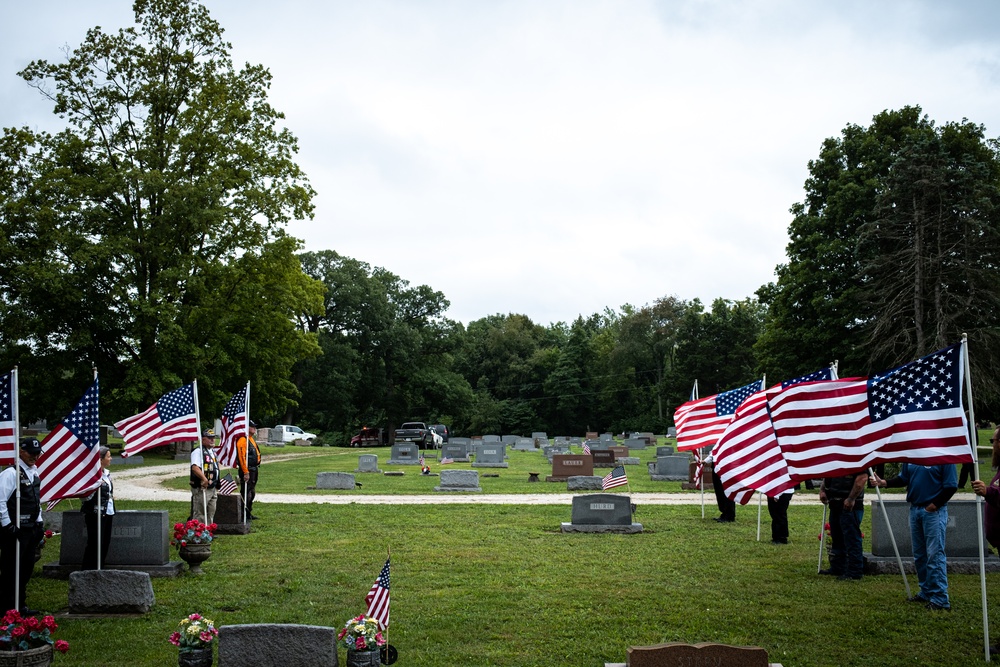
[{"xmin": 234, "ymin": 421, "xmax": 261, "ymax": 520}]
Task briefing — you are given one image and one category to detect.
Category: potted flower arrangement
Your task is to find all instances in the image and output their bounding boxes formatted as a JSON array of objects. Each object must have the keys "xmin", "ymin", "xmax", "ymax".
[
  {"xmin": 168, "ymin": 613, "xmax": 218, "ymax": 667},
  {"xmin": 0, "ymin": 609, "xmax": 69, "ymax": 666},
  {"xmin": 172, "ymin": 520, "xmax": 216, "ymax": 574},
  {"xmin": 338, "ymin": 614, "xmax": 385, "ymax": 667}
]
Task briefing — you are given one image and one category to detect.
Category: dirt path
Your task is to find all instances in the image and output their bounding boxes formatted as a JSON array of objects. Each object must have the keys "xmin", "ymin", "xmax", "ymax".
[{"xmin": 114, "ymin": 454, "xmax": 975, "ymax": 506}]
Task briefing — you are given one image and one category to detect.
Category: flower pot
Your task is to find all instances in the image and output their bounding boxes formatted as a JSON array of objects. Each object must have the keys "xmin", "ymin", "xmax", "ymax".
[
  {"xmin": 178, "ymin": 647, "xmax": 213, "ymax": 667},
  {"xmin": 345, "ymin": 649, "xmax": 382, "ymax": 667},
  {"xmin": 0, "ymin": 644, "xmax": 53, "ymax": 667},
  {"xmin": 178, "ymin": 543, "xmax": 212, "ymax": 574}
]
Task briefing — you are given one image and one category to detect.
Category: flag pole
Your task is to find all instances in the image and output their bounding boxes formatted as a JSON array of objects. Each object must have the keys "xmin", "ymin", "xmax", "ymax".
[
  {"xmin": 243, "ymin": 381, "xmax": 250, "ymax": 525},
  {"xmin": 756, "ymin": 492, "xmax": 762, "ymax": 541},
  {"xmin": 817, "ymin": 503, "xmax": 827, "ymax": 574},
  {"xmin": 93, "ymin": 366, "xmax": 102, "ymax": 572},
  {"xmin": 12, "ymin": 367, "xmax": 21, "ymax": 613},
  {"xmin": 192, "ymin": 379, "xmax": 207, "ymax": 523},
  {"xmin": 962, "ymin": 335, "xmax": 991, "ymax": 663},
  {"xmin": 869, "ymin": 467, "xmax": 911, "ymax": 598}
]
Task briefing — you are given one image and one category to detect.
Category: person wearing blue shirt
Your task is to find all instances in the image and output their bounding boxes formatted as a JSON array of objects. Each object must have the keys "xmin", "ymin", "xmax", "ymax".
[{"xmin": 872, "ymin": 464, "xmax": 958, "ymax": 610}]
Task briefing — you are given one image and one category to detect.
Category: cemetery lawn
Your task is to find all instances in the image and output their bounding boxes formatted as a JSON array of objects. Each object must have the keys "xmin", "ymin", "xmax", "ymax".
[{"xmin": 33, "ymin": 501, "xmax": 996, "ymax": 666}]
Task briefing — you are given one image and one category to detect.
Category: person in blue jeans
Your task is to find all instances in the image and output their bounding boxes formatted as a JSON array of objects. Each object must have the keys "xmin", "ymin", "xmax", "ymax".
[
  {"xmin": 872, "ymin": 464, "xmax": 958, "ymax": 610},
  {"xmin": 819, "ymin": 471, "xmax": 868, "ymax": 580}
]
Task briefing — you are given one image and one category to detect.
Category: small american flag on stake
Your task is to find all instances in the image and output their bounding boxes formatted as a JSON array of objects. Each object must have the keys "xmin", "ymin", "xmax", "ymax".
[
  {"xmin": 365, "ymin": 557, "xmax": 391, "ymax": 629},
  {"xmin": 218, "ymin": 473, "xmax": 238, "ymax": 496},
  {"xmin": 602, "ymin": 465, "xmax": 628, "ymax": 490},
  {"xmin": 582, "ymin": 441, "xmax": 591, "ymax": 455}
]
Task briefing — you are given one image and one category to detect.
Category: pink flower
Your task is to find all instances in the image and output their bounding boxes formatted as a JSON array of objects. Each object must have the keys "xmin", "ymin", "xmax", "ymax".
[
  {"xmin": 180, "ymin": 540, "xmax": 187, "ymax": 547},
  {"xmin": 54, "ymin": 640, "xmax": 69, "ymax": 654},
  {"xmin": 189, "ymin": 613, "xmax": 202, "ymax": 621},
  {"xmin": 169, "ymin": 632, "xmax": 181, "ymax": 646},
  {"xmin": 355, "ymin": 637, "xmax": 366, "ymax": 650},
  {"xmin": 199, "ymin": 631, "xmax": 214, "ymax": 643}
]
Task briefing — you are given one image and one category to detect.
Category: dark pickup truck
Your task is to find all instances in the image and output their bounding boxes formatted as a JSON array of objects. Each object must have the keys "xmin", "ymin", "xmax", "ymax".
[{"xmin": 394, "ymin": 422, "xmax": 431, "ymax": 448}]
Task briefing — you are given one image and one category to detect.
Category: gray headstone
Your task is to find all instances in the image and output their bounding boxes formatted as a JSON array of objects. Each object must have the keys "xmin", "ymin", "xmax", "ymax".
[
  {"xmin": 218, "ymin": 624, "xmax": 338, "ymax": 667},
  {"xmin": 355, "ymin": 455, "xmax": 381, "ymax": 473},
  {"xmin": 651, "ymin": 456, "xmax": 690, "ymax": 481},
  {"xmin": 562, "ymin": 493, "xmax": 642, "ymax": 533},
  {"xmin": 567, "ymin": 476, "xmax": 604, "ymax": 491},
  {"xmin": 315, "ymin": 472, "xmax": 356, "ymax": 490},
  {"xmin": 389, "ymin": 443, "xmax": 420, "ymax": 464},
  {"xmin": 483, "ymin": 434, "xmax": 502, "ymax": 442},
  {"xmin": 586, "ymin": 439, "xmax": 609, "ymax": 450},
  {"xmin": 68, "ymin": 569, "xmax": 155, "ymax": 614},
  {"xmin": 442, "ymin": 442, "xmax": 470, "ymax": 461},
  {"xmin": 500, "ymin": 435, "xmax": 519, "ymax": 444},
  {"xmin": 667, "ymin": 426, "xmax": 677, "ymax": 437},
  {"xmin": 449, "ymin": 437, "xmax": 472, "ymax": 446},
  {"xmin": 871, "ymin": 499, "xmax": 981, "ymax": 557},
  {"xmin": 59, "ymin": 510, "xmax": 169, "ymax": 566},
  {"xmin": 655, "ymin": 446, "xmax": 675, "ymax": 457},
  {"xmin": 514, "ymin": 438, "xmax": 535, "ymax": 451},
  {"xmin": 624, "ymin": 438, "xmax": 646, "ymax": 450},
  {"xmin": 435, "ymin": 469, "xmax": 482, "ymax": 492},
  {"xmin": 600, "ymin": 433, "xmax": 614, "ymax": 441},
  {"xmin": 472, "ymin": 444, "xmax": 508, "ymax": 468}
]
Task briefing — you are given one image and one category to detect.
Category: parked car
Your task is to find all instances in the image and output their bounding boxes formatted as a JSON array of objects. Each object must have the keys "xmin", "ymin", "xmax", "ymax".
[
  {"xmin": 394, "ymin": 422, "xmax": 431, "ymax": 448},
  {"xmin": 349, "ymin": 427, "xmax": 389, "ymax": 447},
  {"xmin": 271, "ymin": 424, "xmax": 317, "ymax": 444},
  {"xmin": 428, "ymin": 424, "xmax": 449, "ymax": 444}
]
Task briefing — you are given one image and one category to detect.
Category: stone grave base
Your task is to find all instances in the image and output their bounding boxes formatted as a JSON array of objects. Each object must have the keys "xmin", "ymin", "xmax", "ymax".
[
  {"xmin": 561, "ymin": 522, "xmax": 643, "ymax": 534},
  {"xmin": 651, "ymin": 475, "xmax": 688, "ymax": 482},
  {"xmin": 615, "ymin": 456, "xmax": 640, "ymax": 465},
  {"xmin": 388, "ymin": 460, "xmax": 420, "ymax": 465},
  {"xmin": 567, "ymin": 476, "xmax": 603, "ymax": 491},
  {"xmin": 605, "ymin": 641, "xmax": 777, "ymax": 667},
  {"xmin": 864, "ymin": 553, "xmax": 1000, "ymax": 575},
  {"xmin": 68, "ymin": 570, "xmax": 154, "ymax": 614},
  {"xmin": 354, "ymin": 468, "xmax": 383, "ymax": 473},
  {"xmin": 219, "ymin": 623, "xmax": 337, "ymax": 667},
  {"xmin": 43, "ymin": 561, "xmax": 184, "ymax": 579},
  {"xmin": 545, "ymin": 476, "xmax": 571, "ymax": 482},
  {"xmin": 472, "ymin": 462, "xmax": 509, "ymax": 468},
  {"xmin": 681, "ymin": 481, "xmax": 713, "ymax": 489},
  {"xmin": 214, "ymin": 521, "xmax": 251, "ymax": 535}
]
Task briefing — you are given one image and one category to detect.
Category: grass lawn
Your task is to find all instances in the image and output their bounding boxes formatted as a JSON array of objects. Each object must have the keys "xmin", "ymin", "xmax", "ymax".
[{"xmin": 27, "ymin": 440, "xmax": 999, "ymax": 666}]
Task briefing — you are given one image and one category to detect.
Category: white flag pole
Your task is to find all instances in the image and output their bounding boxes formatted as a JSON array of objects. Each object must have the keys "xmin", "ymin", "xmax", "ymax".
[
  {"xmin": 757, "ymin": 492, "xmax": 762, "ymax": 541},
  {"xmin": 961, "ymin": 335, "xmax": 991, "ymax": 662},
  {"xmin": 243, "ymin": 382, "xmax": 250, "ymax": 524},
  {"xmin": 192, "ymin": 380, "xmax": 207, "ymax": 523},
  {"xmin": 869, "ymin": 467, "xmax": 911, "ymax": 599},
  {"xmin": 93, "ymin": 367, "xmax": 102, "ymax": 572},
  {"xmin": 818, "ymin": 503, "xmax": 828, "ymax": 574},
  {"xmin": 12, "ymin": 367, "xmax": 21, "ymax": 612}
]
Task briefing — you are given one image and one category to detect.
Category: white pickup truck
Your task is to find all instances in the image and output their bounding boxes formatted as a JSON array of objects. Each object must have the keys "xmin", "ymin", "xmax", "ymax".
[{"xmin": 270, "ymin": 424, "xmax": 317, "ymax": 444}]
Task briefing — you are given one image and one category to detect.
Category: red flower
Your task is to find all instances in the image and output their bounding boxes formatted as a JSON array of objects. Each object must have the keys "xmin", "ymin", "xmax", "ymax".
[
  {"xmin": 355, "ymin": 636, "xmax": 366, "ymax": 651},
  {"xmin": 174, "ymin": 523, "xmax": 184, "ymax": 531},
  {"xmin": 42, "ymin": 616, "xmax": 57, "ymax": 631},
  {"xmin": 2, "ymin": 610, "xmax": 21, "ymax": 624},
  {"xmin": 55, "ymin": 639, "xmax": 70, "ymax": 653}
]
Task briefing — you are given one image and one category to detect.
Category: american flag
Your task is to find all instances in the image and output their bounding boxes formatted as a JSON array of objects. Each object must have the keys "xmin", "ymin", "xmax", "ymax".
[
  {"xmin": 418, "ymin": 454, "xmax": 425, "ymax": 467},
  {"xmin": 582, "ymin": 442, "xmax": 591, "ymax": 455},
  {"xmin": 38, "ymin": 379, "xmax": 102, "ymax": 503},
  {"xmin": 0, "ymin": 371, "xmax": 15, "ymax": 467},
  {"xmin": 216, "ymin": 384, "xmax": 248, "ymax": 469},
  {"xmin": 602, "ymin": 465, "xmax": 628, "ymax": 490},
  {"xmin": 712, "ymin": 367, "xmax": 837, "ymax": 505},
  {"xmin": 674, "ymin": 379, "xmax": 763, "ymax": 452},
  {"xmin": 440, "ymin": 456, "xmax": 454, "ymax": 465},
  {"xmin": 773, "ymin": 344, "xmax": 972, "ymax": 480},
  {"xmin": 218, "ymin": 473, "xmax": 238, "ymax": 496},
  {"xmin": 116, "ymin": 383, "xmax": 200, "ymax": 456},
  {"xmin": 692, "ymin": 449, "xmax": 704, "ymax": 487},
  {"xmin": 365, "ymin": 557, "xmax": 391, "ymax": 629}
]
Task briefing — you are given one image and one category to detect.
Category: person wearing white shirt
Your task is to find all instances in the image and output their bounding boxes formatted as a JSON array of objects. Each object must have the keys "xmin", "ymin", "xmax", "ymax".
[
  {"xmin": 190, "ymin": 429, "xmax": 220, "ymax": 525},
  {"xmin": 81, "ymin": 446, "xmax": 115, "ymax": 570},
  {"xmin": 0, "ymin": 438, "xmax": 44, "ymax": 615}
]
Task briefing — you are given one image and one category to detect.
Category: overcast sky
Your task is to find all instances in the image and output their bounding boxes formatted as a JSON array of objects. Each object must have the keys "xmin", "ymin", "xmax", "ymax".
[{"xmin": 3, "ymin": 1, "xmax": 1000, "ymax": 326}]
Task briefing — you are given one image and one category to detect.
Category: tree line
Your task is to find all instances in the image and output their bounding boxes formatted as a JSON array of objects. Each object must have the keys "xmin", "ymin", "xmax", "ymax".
[{"xmin": 0, "ymin": 2, "xmax": 997, "ymax": 441}]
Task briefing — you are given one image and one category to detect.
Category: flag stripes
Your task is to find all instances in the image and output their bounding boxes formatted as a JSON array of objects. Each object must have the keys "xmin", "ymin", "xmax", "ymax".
[
  {"xmin": 116, "ymin": 383, "xmax": 200, "ymax": 456},
  {"xmin": 0, "ymin": 371, "xmax": 15, "ymax": 467},
  {"xmin": 365, "ymin": 557, "xmax": 391, "ymax": 630},
  {"xmin": 38, "ymin": 379, "xmax": 102, "ymax": 503}
]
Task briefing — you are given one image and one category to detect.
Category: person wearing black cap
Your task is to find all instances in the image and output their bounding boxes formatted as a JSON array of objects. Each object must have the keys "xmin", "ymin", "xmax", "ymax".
[
  {"xmin": 0, "ymin": 438, "xmax": 45, "ymax": 614},
  {"xmin": 234, "ymin": 420, "xmax": 261, "ymax": 520},
  {"xmin": 190, "ymin": 429, "xmax": 220, "ymax": 525}
]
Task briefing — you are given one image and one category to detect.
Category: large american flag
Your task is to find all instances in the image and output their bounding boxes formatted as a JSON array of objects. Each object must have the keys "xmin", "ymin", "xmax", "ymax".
[
  {"xmin": 38, "ymin": 379, "xmax": 102, "ymax": 503},
  {"xmin": 773, "ymin": 343, "xmax": 972, "ymax": 480},
  {"xmin": 216, "ymin": 384, "xmax": 248, "ymax": 469},
  {"xmin": 712, "ymin": 367, "xmax": 837, "ymax": 504},
  {"xmin": 674, "ymin": 379, "xmax": 764, "ymax": 452},
  {"xmin": 0, "ymin": 371, "xmax": 16, "ymax": 467},
  {"xmin": 116, "ymin": 383, "xmax": 200, "ymax": 456},
  {"xmin": 602, "ymin": 465, "xmax": 629, "ymax": 490},
  {"xmin": 365, "ymin": 557, "xmax": 391, "ymax": 630}
]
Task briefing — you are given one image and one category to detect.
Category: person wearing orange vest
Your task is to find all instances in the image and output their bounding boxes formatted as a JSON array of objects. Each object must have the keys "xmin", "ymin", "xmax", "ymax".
[{"xmin": 235, "ymin": 421, "xmax": 261, "ymax": 520}]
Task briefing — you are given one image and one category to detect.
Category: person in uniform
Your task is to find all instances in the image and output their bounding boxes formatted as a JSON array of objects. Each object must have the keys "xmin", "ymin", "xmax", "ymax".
[
  {"xmin": 190, "ymin": 429, "xmax": 220, "ymax": 525},
  {"xmin": 81, "ymin": 446, "xmax": 114, "ymax": 570},
  {"xmin": 234, "ymin": 420, "xmax": 261, "ymax": 520},
  {"xmin": 0, "ymin": 438, "xmax": 45, "ymax": 614}
]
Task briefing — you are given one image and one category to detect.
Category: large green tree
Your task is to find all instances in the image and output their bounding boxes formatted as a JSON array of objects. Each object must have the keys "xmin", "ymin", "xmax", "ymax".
[
  {"xmin": 757, "ymin": 106, "xmax": 1000, "ymax": 416},
  {"xmin": 0, "ymin": 0, "xmax": 322, "ymax": 420}
]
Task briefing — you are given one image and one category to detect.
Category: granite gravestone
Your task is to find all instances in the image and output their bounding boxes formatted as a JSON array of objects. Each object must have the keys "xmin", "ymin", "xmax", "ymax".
[
  {"xmin": 482, "ymin": 434, "xmax": 501, "ymax": 442},
  {"xmin": 547, "ymin": 454, "xmax": 594, "ymax": 481},
  {"xmin": 567, "ymin": 475, "xmax": 603, "ymax": 491},
  {"xmin": 501, "ymin": 435, "xmax": 519, "ymax": 445},
  {"xmin": 609, "ymin": 446, "xmax": 629, "ymax": 461},
  {"xmin": 592, "ymin": 450, "xmax": 616, "ymax": 468},
  {"xmin": 435, "ymin": 469, "xmax": 482, "ymax": 492},
  {"xmin": 442, "ymin": 442, "xmax": 471, "ymax": 462},
  {"xmin": 561, "ymin": 493, "xmax": 642, "ymax": 533},
  {"xmin": 655, "ymin": 446, "xmax": 675, "ymax": 457},
  {"xmin": 218, "ymin": 624, "xmax": 338, "ymax": 667},
  {"xmin": 473, "ymin": 443, "xmax": 508, "ymax": 468},
  {"xmin": 355, "ymin": 454, "xmax": 381, "ymax": 473},
  {"xmin": 585, "ymin": 439, "xmax": 608, "ymax": 451},
  {"xmin": 585, "ymin": 431, "xmax": 599, "ymax": 440},
  {"xmin": 389, "ymin": 442, "xmax": 420, "ymax": 464},
  {"xmin": 618, "ymin": 643, "xmax": 769, "ymax": 667},
  {"xmin": 514, "ymin": 438, "xmax": 536, "ymax": 451},
  {"xmin": 48, "ymin": 510, "xmax": 180, "ymax": 578},
  {"xmin": 650, "ymin": 456, "xmax": 690, "ymax": 481},
  {"xmin": 449, "ymin": 437, "xmax": 472, "ymax": 447},
  {"xmin": 315, "ymin": 472, "xmax": 356, "ymax": 489},
  {"xmin": 214, "ymin": 494, "xmax": 251, "ymax": 535},
  {"xmin": 68, "ymin": 570, "xmax": 155, "ymax": 614},
  {"xmin": 623, "ymin": 438, "xmax": 646, "ymax": 450}
]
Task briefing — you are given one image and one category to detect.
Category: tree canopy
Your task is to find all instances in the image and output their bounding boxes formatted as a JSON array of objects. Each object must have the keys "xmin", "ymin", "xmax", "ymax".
[{"xmin": 0, "ymin": 0, "xmax": 322, "ymax": 420}]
